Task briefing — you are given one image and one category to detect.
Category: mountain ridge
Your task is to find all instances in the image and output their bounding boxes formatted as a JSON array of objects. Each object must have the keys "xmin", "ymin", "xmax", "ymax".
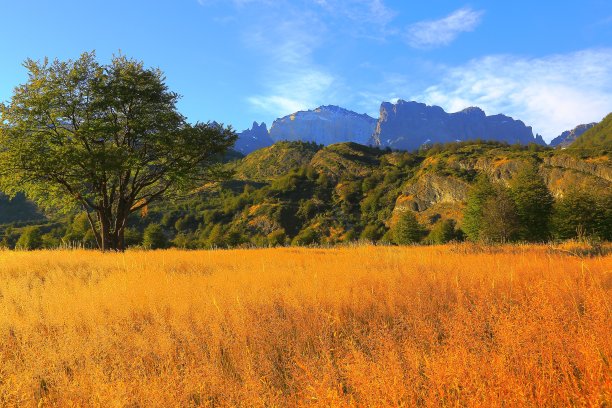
[{"xmin": 236, "ymin": 100, "xmax": 556, "ymax": 154}]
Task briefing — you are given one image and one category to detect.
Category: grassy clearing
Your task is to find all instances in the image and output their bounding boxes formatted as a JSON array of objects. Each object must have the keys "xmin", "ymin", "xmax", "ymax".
[{"xmin": 0, "ymin": 245, "xmax": 610, "ymax": 406}]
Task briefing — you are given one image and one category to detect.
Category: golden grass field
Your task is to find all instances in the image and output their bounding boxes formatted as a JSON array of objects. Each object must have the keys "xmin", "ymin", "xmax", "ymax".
[{"xmin": 0, "ymin": 244, "xmax": 610, "ymax": 407}]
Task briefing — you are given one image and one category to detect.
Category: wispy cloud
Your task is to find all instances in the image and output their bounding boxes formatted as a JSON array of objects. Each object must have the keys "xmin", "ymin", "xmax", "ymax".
[
  {"xmin": 313, "ymin": 0, "xmax": 395, "ymax": 26},
  {"xmin": 244, "ymin": 14, "xmax": 339, "ymax": 116},
  {"xmin": 414, "ymin": 49, "xmax": 612, "ymax": 140},
  {"xmin": 198, "ymin": 0, "xmax": 397, "ymax": 118},
  {"xmin": 406, "ymin": 7, "xmax": 484, "ymax": 49}
]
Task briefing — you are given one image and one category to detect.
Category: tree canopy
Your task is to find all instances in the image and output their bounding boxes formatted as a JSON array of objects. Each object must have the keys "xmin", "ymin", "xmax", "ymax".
[{"xmin": 0, "ymin": 52, "xmax": 236, "ymax": 250}]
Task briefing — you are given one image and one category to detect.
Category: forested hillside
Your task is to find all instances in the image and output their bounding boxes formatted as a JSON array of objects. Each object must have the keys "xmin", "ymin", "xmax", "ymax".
[{"xmin": 2, "ymin": 137, "xmax": 609, "ymax": 249}]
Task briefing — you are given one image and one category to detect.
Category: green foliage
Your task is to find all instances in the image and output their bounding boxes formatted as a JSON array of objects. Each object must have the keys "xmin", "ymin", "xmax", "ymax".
[
  {"xmin": 291, "ymin": 228, "xmax": 319, "ymax": 246},
  {"xmin": 463, "ymin": 176, "xmax": 521, "ymax": 243},
  {"xmin": 569, "ymin": 113, "xmax": 612, "ymax": 155},
  {"xmin": 267, "ymin": 229, "xmax": 286, "ymax": 247},
  {"xmin": 124, "ymin": 228, "xmax": 143, "ymax": 247},
  {"xmin": 360, "ymin": 224, "xmax": 384, "ymax": 241},
  {"xmin": 393, "ymin": 211, "xmax": 423, "ymax": 245},
  {"xmin": 552, "ymin": 188, "xmax": 610, "ymax": 240},
  {"xmin": 0, "ymin": 52, "xmax": 235, "ymax": 251},
  {"xmin": 0, "ymin": 137, "xmax": 609, "ymax": 250},
  {"xmin": 142, "ymin": 224, "xmax": 168, "ymax": 249},
  {"xmin": 462, "ymin": 175, "xmax": 496, "ymax": 241},
  {"xmin": 15, "ymin": 226, "xmax": 43, "ymax": 250},
  {"xmin": 426, "ymin": 219, "xmax": 457, "ymax": 244},
  {"xmin": 206, "ymin": 224, "xmax": 226, "ymax": 248},
  {"xmin": 510, "ymin": 165, "xmax": 554, "ymax": 241},
  {"xmin": 479, "ymin": 186, "xmax": 520, "ymax": 243}
]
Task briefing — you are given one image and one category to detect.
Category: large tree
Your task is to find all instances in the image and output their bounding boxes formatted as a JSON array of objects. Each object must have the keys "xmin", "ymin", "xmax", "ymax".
[
  {"xmin": 462, "ymin": 174, "xmax": 495, "ymax": 241},
  {"xmin": 509, "ymin": 164, "xmax": 553, "ymax": 241},
  {"xmin": 0, "ymin": 52, "xmax": 236, "ymax": 251}
]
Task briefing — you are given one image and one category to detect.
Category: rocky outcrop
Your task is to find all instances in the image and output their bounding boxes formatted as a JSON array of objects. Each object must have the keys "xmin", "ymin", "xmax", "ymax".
[
  {"xmin": 391, "ymin": 154, "xmax": 611, "ymax": 219},
  {"xmin": 269, "ymin": 105, "xmax": 377, "ymax": 146},
  {"xmin": 371, "ymin": 100, "xmax": 544, "ymax": 151},
  {"xmin": 543, "ymin": 155, "xmax": 611, "ymax": 182},
  {"xmin": 397, "ymin": 173, "xmax": 471, "ymax": 212},
  {"xmin": 549, "ymin": 123, "xmax": 597, "ymax": 148},
  {"xmin": 235, "ymin": 122, "xmax": 273, "ymax": 154}
]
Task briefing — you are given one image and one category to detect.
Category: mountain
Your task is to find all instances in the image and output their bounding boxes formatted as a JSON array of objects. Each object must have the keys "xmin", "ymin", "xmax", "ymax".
[
  {"xmin": 370, "ymin": 100, "xmax": 545, "ymax": 151},
  {"xmin": 570, "ymin": 113, "xmax": 612, "ymax": 153},
  {"xmin": 269, "ymin": 105, "xmax": 377, "ymax": 146},
  {"xmin": 235, "ymin": 122, "xmax": 273, "ymax": 154},
  {"xmin": 550, "ymin": 123, "xmax": 597, "ymax": 148}
]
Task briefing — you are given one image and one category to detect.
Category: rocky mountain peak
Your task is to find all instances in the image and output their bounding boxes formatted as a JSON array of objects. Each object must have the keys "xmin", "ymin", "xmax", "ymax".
[
  {"xmin": 550, "ymin": 123, "xmax": 598, "ymax": 148},
  {"xmin": 371, "ymin": 100, "xmax": 543, "ymax": 150},
  {"xmin": 269, "ymin": 106, "xmax": 377, "ymax": 146},
  {"xmin": 235, "ymin": 122, "xmax": 272, "ymax": 154}
]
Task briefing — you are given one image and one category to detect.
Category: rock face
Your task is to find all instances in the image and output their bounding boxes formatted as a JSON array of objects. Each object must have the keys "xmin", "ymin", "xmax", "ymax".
[
  {"xmin": 371, "ymin": 100, "xmax": 544, "ymax": 151},
  {"xmin": 549, "ymin": 123, "xmax": 597, "ymax": 148},
  {"xmin": 235, "ymin": 122, "xmax": 273, "ymax": 154},
  {"xmin": 269, "ymin": 105, "xmax": 377, "ymax": 146}
]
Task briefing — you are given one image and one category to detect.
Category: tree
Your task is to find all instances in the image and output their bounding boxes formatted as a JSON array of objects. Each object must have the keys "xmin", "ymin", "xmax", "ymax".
[
  {"xmin": 552, "ymin": 188, "xmax": 607, "ymax": 240},
  {"xmin": 480, "ymin": 187, "xmax": 520, "ymax": 243},
  {"xmin": 426, "ymin": 219, "xmax": 457, "ymax": 244},
  {"xmin": 462, "ymin": 175, "xmax": 496, "ymax": 241},
  {"xmin": 142, "ymin": 224, "xmax": 168, "ymax": 249},
  {"xmin": 15, "ymin": 226, "xmax": 43, "ymax": 250},
  {"xmin": 463, "ymin": 175, "xmax": 520, "ymax": 243},
  {"xmin": 509, "ymin": 164, "xmax": 553, "ymax": 241},
  {"xmin": 392, "ymin": 210, "xmax": 423, "ymax": 244},
  {"xmin": 0, "ymin": 52, "xmax": 235, "ymax": 251}
]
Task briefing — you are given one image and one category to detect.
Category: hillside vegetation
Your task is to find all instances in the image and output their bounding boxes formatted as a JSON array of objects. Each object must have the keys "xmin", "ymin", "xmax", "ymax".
[
  {"xmin": 569, "ymin": 112, "xmax": 612, "ymax": 155},
  {"xmin": 0, "ymin": 245, "xmax": 610, "ymax": 406},
  {"xmin": 0, "ymin": 139, "xmax": 610, "ymax": 249}
]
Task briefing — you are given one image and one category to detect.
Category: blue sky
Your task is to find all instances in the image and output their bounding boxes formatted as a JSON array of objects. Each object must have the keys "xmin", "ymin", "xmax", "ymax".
[{"xmin": 1, "ymin": 0, "xmax": 611, "ymax": 141}]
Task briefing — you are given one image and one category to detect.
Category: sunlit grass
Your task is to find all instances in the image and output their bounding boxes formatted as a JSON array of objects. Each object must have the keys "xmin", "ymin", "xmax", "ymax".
[{"xmin": 0, "ymin": 244, "xmax": 610, "ymax": 406}]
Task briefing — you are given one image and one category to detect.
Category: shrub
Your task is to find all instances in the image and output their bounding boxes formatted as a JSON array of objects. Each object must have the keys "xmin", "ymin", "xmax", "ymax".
[
  {"xmin": 426, "ymin": 219, "xmax": 457, "ymax": 244},
  {"xmin": 392, "ymin": 211, "xmax": 424, "ymax": 244},
  {"xmin": 16, "ymin": 226, "xmax": 43, "ymax": 250},
  {"xmin": 142, "ymin": 224, "xmax": 168, "ymax": 249}
]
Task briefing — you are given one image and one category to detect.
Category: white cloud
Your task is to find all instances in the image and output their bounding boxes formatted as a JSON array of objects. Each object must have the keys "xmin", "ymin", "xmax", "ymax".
[
  {"xmin": 406, "ymin": 7, "xmax": 484, "ymax": 49},
  {"xmin": 244, "ymin": 15, "xmax": 339, "ymax": 116},
  {"xmin": 414, "ymin": 49, "xmax": 612, "ymax": 141}
]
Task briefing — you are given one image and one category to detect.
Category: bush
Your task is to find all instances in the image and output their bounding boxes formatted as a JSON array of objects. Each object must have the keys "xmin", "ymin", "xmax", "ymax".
[
  {"xmin": 360, "ymin": 224, "xmax": 383, "ymax": 241},
  {"xmin": 142, "ymin": 224, "xmax": 168, "ymax": 249},
  {"xmin": 552, "ymin": 188, "xmax": 607, "ymax": 240},
  {"xmin": 392, "ymin": 211, "xmax": 424, "ymax": 245},
  {"xmin": 426, "ymin": 219, "xmax": 457, "ymax": 244},
  {"xmin": 267, "ymin": 229, "xmax": 286, "ymax": 247},
  {"xmin": 291, "ymin": 228, "xmax": 319, "ymax": 246},
  {"xmin": 16, "ymin": 226, "xmax": 43, "ymax": 250}
]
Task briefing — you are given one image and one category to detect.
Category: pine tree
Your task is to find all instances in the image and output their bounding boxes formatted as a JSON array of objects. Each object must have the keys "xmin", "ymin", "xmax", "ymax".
[
  {"xmin": 393, "ymin": 210, "xmax": 423, "ymax": 244},
  {"xmin": 510, "ymin": 164, "xmax": 553, "ymax": 241},
  {"xmin": 462, "ymin": 175, "xmax": 495, "ymax": 241}
]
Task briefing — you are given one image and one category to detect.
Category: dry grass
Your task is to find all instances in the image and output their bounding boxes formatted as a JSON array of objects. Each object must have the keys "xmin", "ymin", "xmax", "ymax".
[{"xmin": 0, "ymin": 245, "xmax": 610, "ymax": 407}]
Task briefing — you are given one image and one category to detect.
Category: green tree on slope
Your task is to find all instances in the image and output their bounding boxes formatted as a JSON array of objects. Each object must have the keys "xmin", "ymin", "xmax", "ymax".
[
  {"xmin": 510, "ymin": 164, "xmax": 553, "ymax": 241},
  {"xmin": 0, "ymin": 52, "xmax": 235, "ymax": 251}
]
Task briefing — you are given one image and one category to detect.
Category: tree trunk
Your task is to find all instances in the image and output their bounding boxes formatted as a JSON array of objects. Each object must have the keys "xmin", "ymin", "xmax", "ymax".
[
  {"xmin": 98, "ymin": 209, "xmax": 114, "ymax": 251},
  {"xmin": 116, "ymin": 226, "xmax": 126, "ymax": 252}
]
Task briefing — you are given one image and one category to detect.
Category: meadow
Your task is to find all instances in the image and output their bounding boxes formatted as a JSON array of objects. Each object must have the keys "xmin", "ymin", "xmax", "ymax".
[{"xmin": 0, "ymin": 244, "xmax": 610, "ymax": 407}]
